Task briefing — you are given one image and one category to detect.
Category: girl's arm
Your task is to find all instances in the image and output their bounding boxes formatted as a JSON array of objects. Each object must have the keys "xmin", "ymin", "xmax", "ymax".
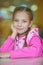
[
  {"xmin": 0, "ymin": 36, "xmax": 15, "ymax": 52},
  {"xmin": 10, "ymin": 36, "xmax": 42, "ymax": 58}
]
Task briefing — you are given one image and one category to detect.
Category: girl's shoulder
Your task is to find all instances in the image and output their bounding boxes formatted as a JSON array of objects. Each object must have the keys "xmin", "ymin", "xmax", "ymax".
[{"xmin": 26, "ymin": 28, "xmax": 40, "ymax": 44}]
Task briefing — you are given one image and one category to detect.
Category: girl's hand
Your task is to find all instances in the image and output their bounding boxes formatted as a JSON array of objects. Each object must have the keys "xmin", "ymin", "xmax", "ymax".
[
  {"xmin": 0, "ymin": 52, "xmax": 10, "ymax": 58},
  {"xmin": 11, "ymin": 24, "xmax": 17, "ymax": 39}
]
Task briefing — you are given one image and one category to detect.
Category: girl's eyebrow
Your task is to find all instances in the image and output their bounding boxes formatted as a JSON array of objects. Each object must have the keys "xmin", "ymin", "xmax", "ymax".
[
  {"xmin": 14, "ymin": 18, "xmax": 28, "ymax": 20},
  {"xmin": 22, "ymin": 19, "xmax": 29, "ymax": 21}
]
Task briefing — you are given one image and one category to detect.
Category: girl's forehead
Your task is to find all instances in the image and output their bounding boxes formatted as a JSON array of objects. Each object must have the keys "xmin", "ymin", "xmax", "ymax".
[{"xmin": 13, "ymin": 11, "xmax": 30, "ymax": 18}]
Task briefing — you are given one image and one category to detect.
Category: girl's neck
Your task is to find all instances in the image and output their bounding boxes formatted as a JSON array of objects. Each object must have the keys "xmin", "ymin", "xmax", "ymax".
[{"xmin": 18, "ymin": 31, "xmax": 28, "ymax": 38}]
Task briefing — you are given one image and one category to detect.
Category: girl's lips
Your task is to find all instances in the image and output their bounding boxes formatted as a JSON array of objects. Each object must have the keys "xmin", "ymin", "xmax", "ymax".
[{"xmin": 16, "ymin": 28, "xmax": 23, "ymax": 30}]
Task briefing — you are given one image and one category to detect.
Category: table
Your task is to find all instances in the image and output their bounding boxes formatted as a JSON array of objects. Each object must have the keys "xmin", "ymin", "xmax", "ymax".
[{"xmin": 0, "ymin": 57, "xmax": 43, "ymax": 65}]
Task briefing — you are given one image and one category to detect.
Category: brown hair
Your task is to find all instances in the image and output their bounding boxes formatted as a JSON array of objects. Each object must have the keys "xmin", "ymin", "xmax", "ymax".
[{"xmin": 12, "ymin": 6, "xmax": 33, "ymax": 21}]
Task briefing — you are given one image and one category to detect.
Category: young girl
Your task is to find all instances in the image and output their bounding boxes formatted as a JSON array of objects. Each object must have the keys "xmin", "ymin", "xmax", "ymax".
[{"xmin": 0, "ymin": 6, "xmax": 42, "ymax": 58}]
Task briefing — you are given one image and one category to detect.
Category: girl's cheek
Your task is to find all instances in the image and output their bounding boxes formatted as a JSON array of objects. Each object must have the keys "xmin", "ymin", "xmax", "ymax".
[{"xmin": 23, "ymin": 23, "xmax": 28, "ymax": 27}]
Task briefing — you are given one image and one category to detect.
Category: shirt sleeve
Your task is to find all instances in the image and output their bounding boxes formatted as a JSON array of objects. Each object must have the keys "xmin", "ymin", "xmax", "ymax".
[
  {"xmin": 10, "ymin": 36, "xmax": 42, "ymax": 58},
  {"xmin": 0, "ymin": 36, "xmax": 15, "ymax": 52}
]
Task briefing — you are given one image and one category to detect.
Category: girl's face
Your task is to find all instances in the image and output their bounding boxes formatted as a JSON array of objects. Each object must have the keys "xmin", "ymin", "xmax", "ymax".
[{"xmin": 13, "ymin": 11, "xmax": 32, "ymax": 36}]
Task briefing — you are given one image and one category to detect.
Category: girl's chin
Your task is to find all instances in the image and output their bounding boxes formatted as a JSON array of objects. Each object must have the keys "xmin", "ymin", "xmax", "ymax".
[
  {"xmin": 17, "ymin": 31, "xmax": 24, "ymax": 34},
  {"xmin": 18, "ymin": 32, "xmax": 23, "ymax": 34}
]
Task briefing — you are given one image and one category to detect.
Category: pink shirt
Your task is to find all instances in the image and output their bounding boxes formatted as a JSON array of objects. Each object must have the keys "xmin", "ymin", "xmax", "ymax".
[{"xmin": 0, "ymin": 28, "xmax": 42, "ymax": 58}]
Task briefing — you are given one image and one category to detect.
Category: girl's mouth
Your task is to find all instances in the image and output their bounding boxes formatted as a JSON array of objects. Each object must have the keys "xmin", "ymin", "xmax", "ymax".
[{"xmin": 16, "ymin": 27, "xmax": 23, "ymax": 30}]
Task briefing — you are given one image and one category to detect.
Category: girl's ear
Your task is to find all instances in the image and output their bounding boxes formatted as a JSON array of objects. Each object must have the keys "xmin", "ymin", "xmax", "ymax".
[{"xmin": 28, "ymin": 21, "xmax": 33, "ymax": 28}]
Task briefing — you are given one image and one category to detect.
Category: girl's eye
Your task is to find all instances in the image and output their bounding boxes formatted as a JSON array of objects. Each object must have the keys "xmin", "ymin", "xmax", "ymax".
[
  {"xmin": 23, "ymin": 20, "xmax": 27, "ymax": 23},
  {"xmin": 14, "ymin": 19, "xmax": 18, "ymax": 22}
]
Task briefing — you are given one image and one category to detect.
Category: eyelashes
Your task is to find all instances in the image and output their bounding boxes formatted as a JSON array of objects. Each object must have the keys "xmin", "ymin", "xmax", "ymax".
[
  {"xmin": 14, "ymin": 19, "xmax": 19, "ymax": 22},
  {"xmin": 14, "ymin": 19, "xmax": 27, "ymax": 23},
  {"xmin": 23, "ymin": 20, "xmax": 27, "ymax": 23}
]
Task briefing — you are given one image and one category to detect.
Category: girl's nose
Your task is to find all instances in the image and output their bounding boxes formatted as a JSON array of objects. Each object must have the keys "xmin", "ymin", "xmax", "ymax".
[{"xmin": 18, "ymin": 21, "xmax": 22, "ymax": 26}]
